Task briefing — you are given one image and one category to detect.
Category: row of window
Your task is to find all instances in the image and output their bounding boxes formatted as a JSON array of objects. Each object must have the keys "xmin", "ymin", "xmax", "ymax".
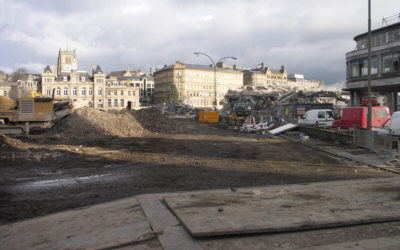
[
  {"xmin": 45, "ymin": 87, "xmax": 138, "ymax": 97},
  {"xmin": 106, "ymin": 99, "xmax": 136, "ymax": 108},
  {"xmin": 46, "ymin": 87, "xmax": 99, "ymax": 97},
  {"xmin": 106, "ymin": 90, "xmax": 136, "ymax": 96},
  {"xmin": 356, "ymin": 29, "xmax": 400, "ymax": 50},
  {"xmin": 350, "ymin": 52, "xmax": 399, "ymax": 77}
]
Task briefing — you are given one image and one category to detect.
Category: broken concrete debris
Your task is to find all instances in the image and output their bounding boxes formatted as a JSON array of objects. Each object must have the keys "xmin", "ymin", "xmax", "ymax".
[{"xmin": 221, "ymin": 86, "xmax": 349, "ymax": 132}]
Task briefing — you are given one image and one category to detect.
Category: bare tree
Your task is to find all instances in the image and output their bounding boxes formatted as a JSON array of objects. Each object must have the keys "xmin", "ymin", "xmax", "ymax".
[{"xmin": 12, "ymin": 68, "xmax": 28, "ymax": 81}]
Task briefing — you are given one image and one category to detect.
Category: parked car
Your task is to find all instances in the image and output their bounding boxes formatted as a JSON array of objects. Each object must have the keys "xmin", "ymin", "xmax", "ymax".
[
  {"xmin": 374, "ymin": 111, "xmax": 400, "ymax": 136},
  {"xmin": 298, "ymin": 109, "xmax": 334, "ymax": 127},
  {"xmin": 332, "ymin": 106, "xmax": 390, "ymax": 130}
]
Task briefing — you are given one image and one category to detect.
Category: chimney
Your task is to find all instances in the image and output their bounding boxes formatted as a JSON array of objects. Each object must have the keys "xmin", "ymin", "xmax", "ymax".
[
  {"xmin": 150, "ymin": 67, "xmax": 152, "ymax": 75},
  {"xmin": 233, "ymin": 65, "xmax": 237, "ymax": 70},
  {"xmin": 260, "ymin": 62, "xmax": 265, "ymax": 71},
  {"xmin": 92, "ymin": 64, "xmax": 95, "ymax": 75}
]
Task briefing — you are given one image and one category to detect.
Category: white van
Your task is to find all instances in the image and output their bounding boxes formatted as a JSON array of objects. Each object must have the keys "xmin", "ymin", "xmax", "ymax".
[
  {"xmin": 298, "ymin": 109, "xmax": 334, "ymax": 127},
  {"xmin": 374, "ymin": 111, "xmax": 400, "ymax": 136}
]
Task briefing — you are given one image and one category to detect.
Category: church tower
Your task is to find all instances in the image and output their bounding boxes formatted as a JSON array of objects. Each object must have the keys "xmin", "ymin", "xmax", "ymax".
[{"xmin": 57, "ymin": 49, "xmax": 78, "ymax": 76}]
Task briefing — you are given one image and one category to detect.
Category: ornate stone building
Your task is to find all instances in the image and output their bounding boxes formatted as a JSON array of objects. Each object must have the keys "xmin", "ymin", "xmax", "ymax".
[
  {"xmin": 153, "ymin": 61, "xmax": 243, "ymax": 109},
  {"xmin": 41, "ymin": 49, "xmax": 140, "ymax": 110},
  {"xmin": 243, "ymin": 63, "xmax": 288, "ymax": 87}
]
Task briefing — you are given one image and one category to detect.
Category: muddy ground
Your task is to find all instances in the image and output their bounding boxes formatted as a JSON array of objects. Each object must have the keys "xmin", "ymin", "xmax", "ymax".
[{"xmin": 0, "ymin": 118, "xmax": 392, "ymax": 225}]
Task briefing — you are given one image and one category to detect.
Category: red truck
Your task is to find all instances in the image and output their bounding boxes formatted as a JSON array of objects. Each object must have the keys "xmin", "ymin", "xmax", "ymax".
[{"xmin": 332, "ymin": 106, "xmax": 391, "ymax": 130}]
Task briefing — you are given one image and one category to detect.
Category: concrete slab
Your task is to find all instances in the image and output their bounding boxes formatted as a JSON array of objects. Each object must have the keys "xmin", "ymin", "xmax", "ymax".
[
  {"xmin": 164, "ymin": 177, "xmax": 400, "ymax": 237},
  {"xmin": 0, "ymin": 198, "xmax": 155, "ymax": 250}
]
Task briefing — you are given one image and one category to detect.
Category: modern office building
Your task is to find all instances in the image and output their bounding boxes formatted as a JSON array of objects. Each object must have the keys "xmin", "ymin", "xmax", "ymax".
[{"xmin": 344, "ymin": 15, "xmax": 400, "ymax": 112}]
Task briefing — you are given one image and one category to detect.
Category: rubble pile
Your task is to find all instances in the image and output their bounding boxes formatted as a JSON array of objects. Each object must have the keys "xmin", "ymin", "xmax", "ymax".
[
  {"xmin": 222, "ymin": 87, "xmax": 349, "ymax": 123},
  {"xmin": 48, "ymin": 107, "xmax": 176, "ymax": 139},
  {"xmin": 129, "ymin": 107, "xmax": 176, "ymax": 133}
]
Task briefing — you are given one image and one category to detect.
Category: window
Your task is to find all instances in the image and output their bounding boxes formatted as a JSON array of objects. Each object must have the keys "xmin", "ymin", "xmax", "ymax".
[
  {"xmin": 46, "ymin": 89, "xmax": 51, "ymax": 96},
  {"xmin": 107, "ymin": 90, "xmax": 111, "ymax": 96},
  {"xmin": 351, "ymin": 57, "xmax": 378, "ymax": 77},
  {"xmin": 120, "ymin": 99, "xmax": 124, "ymax": 107},
  {"xmin": 114, "ymin": 99, "xmax": 118, "ymax": 107},
  {"xmin": 132, "ymin": 91, "xmax": 135, "ymax": 96},
  {"xmin": 114, "ymin": 90, "xmax": 117, "ymax": 95},
  {"xmin": 56, "ymin": 88, "xmax": 61, "ymax": 96},
  {"xmin": 128, "ymin": 91, "xmax": 131, "ymax": 96},
  {"xmin": 377, "ymin": 109, "xmax": 388, "ymax": 119},
  {"xmin": 81, "ymin": 87, "xmax": 86, "ymax": 96},
  {"xmin": 72, "ymin": 87, "xmax": 77, "ymax": 96},
  {"xmin": 63, "ymin": 76, "xmax": 68, "ymax": 81},
  {"xmin": 394, "ymin": 30, "xmax": 400, "ymax": 42},
  {"xmin": 88, "ymin": 87, "xmax": 93, "ymax": 96},
  {"xmin": 107, "ymin": 99, "xmax": 111, "ymax": 107},
  {"xmin": 382, "ymin": 53, "xmax": 400, "ymax": 73},
  {"xmin": 98, "ymin": 89, "xmax": 102, "ymax": 95},
  {"xmin": 366, "ymin": 109, "xmax": 376, "ymax": 119},
  {"xmin": 120, "ymin": 90, "xmax": 124, "ymax": 95},
  {"xmin": 98, "ymin": 104, "xmax": 103, "ymax": 108},
  {"xmin": 63, "ymin": 88, "xmax": 68, "ymax": 96},
  {"xmin": 81, "ymin": 76, "xmax": 86, "ymax": 81},
  {"xmin": 3, "ymin": 90, "xmax": 7, "ymax": 96}
]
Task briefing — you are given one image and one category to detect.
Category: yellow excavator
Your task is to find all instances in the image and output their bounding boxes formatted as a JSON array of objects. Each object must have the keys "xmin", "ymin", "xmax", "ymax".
[{"xmin": 0, "ymin": 93, "xmax": 72, "ymax": 135}]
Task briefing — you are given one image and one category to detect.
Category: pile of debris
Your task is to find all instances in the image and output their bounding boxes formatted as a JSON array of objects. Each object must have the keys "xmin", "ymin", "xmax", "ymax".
[
  {"xmin": 222, "ymin": 87, "xmax": 349, "ymax": 123},
  {"xmin": 130, "ymin": 107, "xmax": 176, "ymax": 133},
  {"xmin": 47, "ymin": 107, "xmax": 176, "ymax": 139}
]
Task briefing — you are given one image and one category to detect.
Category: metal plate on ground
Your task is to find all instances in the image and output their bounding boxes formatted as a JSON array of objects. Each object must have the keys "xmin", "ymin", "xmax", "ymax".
[
  {"xmin": 0, "ymin": 198, "xmax": 155, "ymax": 250},
  {"xmin": 164, "ymin": 177, "xmax": 400, "ymax": 237}
]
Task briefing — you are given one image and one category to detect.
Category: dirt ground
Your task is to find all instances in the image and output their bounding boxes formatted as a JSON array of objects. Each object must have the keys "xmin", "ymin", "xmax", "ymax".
[{"xmin": 0, "ymin": 112, "xmax": 392, "ymax": 225}]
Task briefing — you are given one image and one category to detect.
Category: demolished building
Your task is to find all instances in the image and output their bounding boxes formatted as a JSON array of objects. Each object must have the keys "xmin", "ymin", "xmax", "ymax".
[{"xmin": 222, "ymin": 86, "xmax": 349, "ymax": 123}]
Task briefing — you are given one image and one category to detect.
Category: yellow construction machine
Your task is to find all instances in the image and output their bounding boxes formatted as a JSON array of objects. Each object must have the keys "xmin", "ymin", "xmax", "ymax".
[{"xmin": 0, "ymin": 95, "xmax": 72, "ymax": 135}]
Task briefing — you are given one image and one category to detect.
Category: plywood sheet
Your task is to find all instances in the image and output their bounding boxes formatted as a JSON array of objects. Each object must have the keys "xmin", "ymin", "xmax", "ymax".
[
  {"xmin": 164, "ymin": 177, "xmax": 400, "ymax": 237},
  {"xmin": 0, "ymin": 198, "xmax": 155, "ymax": 250}
]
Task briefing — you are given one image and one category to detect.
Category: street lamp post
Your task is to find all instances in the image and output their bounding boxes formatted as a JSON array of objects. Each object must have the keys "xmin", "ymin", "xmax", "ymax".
[{"xmin": 194, "ymin": 52, "xmax": 236, "ymax": 110}]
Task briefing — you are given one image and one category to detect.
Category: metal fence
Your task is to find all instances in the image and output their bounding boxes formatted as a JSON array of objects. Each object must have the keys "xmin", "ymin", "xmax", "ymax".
[{"xmin": 353, "ymin": 129, "xmax": 400, "ymax": 157}]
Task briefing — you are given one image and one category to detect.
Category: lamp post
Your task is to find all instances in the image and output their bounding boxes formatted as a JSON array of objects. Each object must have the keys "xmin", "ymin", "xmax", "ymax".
[
  {"xmin": 367, "ymin": 0, "xmax": 372, "ymax": 130},
  {"xmin": 194, "ymin": 52, "xmax": 236, "ymax": 110}
]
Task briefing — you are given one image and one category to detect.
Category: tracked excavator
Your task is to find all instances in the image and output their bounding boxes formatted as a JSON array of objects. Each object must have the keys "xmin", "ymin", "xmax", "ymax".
[{"xmin": 0, "ymin": 94, "xmax": 72, "ymax": 135}]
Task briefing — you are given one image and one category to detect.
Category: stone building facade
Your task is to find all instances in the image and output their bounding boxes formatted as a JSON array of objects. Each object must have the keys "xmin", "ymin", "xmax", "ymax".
[
  {"xmin": 41, "ymin": 49, "xmax": 140, "ymax": 110},
  {"xmin": 107, "ymin": 70, "xmax": 154, "ymax": 106},
  {"xmin": 153, "ymin": 61, "xmax": 243, "ymax": 109},
  {"xmin": 243, "ymin": 63, "xmax": 288, "ymax": 87}
]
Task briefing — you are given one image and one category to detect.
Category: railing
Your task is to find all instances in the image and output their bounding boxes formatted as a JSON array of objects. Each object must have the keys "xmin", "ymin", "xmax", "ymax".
[{"xmin": 353, "ymin": 129, "xmax": 399, "ymax": 157}]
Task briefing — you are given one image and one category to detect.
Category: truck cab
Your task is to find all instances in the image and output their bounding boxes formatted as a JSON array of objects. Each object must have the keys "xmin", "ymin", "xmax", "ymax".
[{"xmin": 332, "ymin": 106, "xmax": 390, "ymax": 130}]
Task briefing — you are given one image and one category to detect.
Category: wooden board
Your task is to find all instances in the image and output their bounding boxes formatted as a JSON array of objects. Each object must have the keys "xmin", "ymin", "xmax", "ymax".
[
  {"xmin": 0, "ymin": 198, "xmax": 155, "ymax": 250},
  {"xmin": 164, "ymin": 177, "xmax": 400, "ymax": 237},
  {"xmin": 269, "ymin": 123, "xmax": 298, "ymax": 135}
]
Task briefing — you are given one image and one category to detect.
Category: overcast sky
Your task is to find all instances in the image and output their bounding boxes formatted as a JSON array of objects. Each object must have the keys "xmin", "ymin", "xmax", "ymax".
[{"xmin": 0, "ymin": 0, "xmax": 398, "ymax": 85}]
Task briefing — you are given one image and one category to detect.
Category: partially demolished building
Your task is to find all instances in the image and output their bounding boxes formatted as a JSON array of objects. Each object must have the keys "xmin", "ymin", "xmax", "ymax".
[{"xmin": 222, "ymin": 86, "xmax": 349, "ymax": 123}]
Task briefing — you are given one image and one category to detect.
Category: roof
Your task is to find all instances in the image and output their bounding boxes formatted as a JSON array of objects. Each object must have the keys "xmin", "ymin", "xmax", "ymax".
[
  {"xmin": 157, "ymin": 63, "xmax": 242, "ymax": 73},
  {"xmin": 43, "ymin": 65, "xmax": 52, "ymax": 73},
  {"xmin": 94, "ymin": 65, "xmax": 103, "ymax": 75},
  {"xmin": 55, "ymin": 72, "xmax": 91, "ymax": 81},
  {"xmin": 354, "ymin": 22, "xmax": 400, "ymax": 41}
]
